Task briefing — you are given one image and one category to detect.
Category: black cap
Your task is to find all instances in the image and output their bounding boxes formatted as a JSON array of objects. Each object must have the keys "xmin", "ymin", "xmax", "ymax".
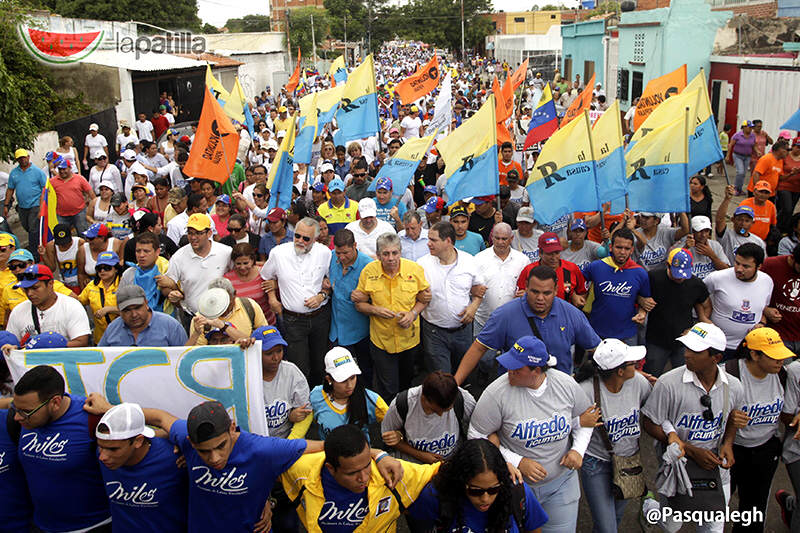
[
  {"xmin": 135, "ymin": 212, "xmax": 159, "ymax": 232},
  {"xmin": 187, "ymin": 401, "xmax": 231, "ymax": 444},
  {"xmin": 449, "ymin": 205, "xmax": 469, "ymax": 219},
  {"xmin": 53, "ymin": 224, "xmax": 71, "ymax": 246},
  {"xmin": 110, "ymin": 193, "xmax": 127, "ymax": 207}
]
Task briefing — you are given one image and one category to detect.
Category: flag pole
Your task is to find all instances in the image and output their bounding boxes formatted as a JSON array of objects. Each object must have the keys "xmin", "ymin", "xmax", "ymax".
[
  {"xmin": 582, "ymin": 109, "xmax": 603, "ymax": 218},
  {"xmin": 685, "ymin": 106, "xmax": 691, "ymax": 213}
]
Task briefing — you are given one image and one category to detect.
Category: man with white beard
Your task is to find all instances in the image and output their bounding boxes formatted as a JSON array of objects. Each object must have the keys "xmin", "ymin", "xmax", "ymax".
[{"xmin": 261, "ymin": 217, "xmax": 332, "ymax": 385}]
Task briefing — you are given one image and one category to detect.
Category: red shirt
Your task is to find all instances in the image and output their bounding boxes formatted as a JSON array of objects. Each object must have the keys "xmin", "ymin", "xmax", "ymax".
[
  {"xmin": 151, "ymin": 116, "xmax": 170, "ymax": 140},
  {"xmin": 51, "ymin": 174, "xmax": 91, "ymax": 216},
  {"xmin": 761, "ymin": 255, "xmax": 800, "ymax": 342},
  {"xmin": 516, "ymin": 259, "xmax": 587, "ymax": 300}
]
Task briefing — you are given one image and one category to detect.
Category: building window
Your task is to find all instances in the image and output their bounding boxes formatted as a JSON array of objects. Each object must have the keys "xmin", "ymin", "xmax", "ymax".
[
  {"xmin": 514, "ymin": 17, "xmax": 525, "ymax": 22},
  {"xmin": 618, "ymin": 68, "xmax": 629, "ymax": 102},
  {"xmin": 633, "ymin": 33, "xmax": 645, "ymax": 63},
  {"xmin": 551, "ymin": 14, "xmax": 556, "ymax": 18},
  {"xmin": 631, "ymin": 71, "xmax": 644, "ymax": 101}
]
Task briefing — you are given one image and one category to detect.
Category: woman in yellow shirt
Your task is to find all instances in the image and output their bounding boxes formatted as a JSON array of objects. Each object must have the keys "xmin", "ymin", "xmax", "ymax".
[{"xmin": 78, "ymin": 250, "xmax": 121, "ymax": 344}]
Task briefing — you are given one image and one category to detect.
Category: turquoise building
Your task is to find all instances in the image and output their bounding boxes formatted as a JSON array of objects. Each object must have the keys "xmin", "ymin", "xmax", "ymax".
[{"xmin": 560, "ymin": 19, "xmax": 609, "ymax": 87}]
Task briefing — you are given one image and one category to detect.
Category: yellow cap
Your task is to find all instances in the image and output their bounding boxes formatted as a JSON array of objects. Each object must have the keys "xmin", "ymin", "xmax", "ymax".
[
  {"xmin": 14, "ymin": 149, "xmax": 29, "ymax": 159},
  {"xmin": 744, "ymin": 327, "xmax": 795, "ymax": 360},
  {"xmin": 278, "ymin": 106, "xmax": 287, "ymax": 113},
  {"xmin": 0, "ymin": 234, "xmax": 15, "ymax": 247},
  {"xmin": 186, "ymin": 213, "xmax": 211, "ymax": 231}
]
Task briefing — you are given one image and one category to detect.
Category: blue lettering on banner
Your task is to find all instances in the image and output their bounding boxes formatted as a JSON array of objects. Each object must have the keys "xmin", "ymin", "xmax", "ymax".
[
  {"xmin": 24, "ymin": 349, "xmax": 105, "ymax": 397},
  {"xmin": 410, "ymin": 433, "xmax": 457, "ymax": 455},
  {"xmin": 105, "ymin": 348, "xmax": 170, "ymax": 404},
  {"xmin": 742, "ymin": 398, "xmax": 783, "ymax": 426},
  {"xmin": 511, "ymin": 413, "xmax": 570, "ymax": 448},
  {"xmin": 265, "ymin": 400, "xmax": 289, "ymax": 429},
  {"xmin": 676, "ymin": 412, "xmax": 723, "ymax": 442},
  {"xmin": 605, "ymin": 410, "xmax": 641, "ymax": 442}
]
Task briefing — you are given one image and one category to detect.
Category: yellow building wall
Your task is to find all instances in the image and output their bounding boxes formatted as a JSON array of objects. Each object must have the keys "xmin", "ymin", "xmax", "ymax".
[{"xmin": 503, "ymin": 11, "xmax": 562, "ymax": 34}]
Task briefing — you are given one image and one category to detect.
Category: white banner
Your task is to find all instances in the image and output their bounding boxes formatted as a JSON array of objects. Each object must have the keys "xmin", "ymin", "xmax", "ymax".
[
  {"xmin": 425, "ymin": 72, "xmax": 452, "ymax": 137},
  {"xmin": 5, "ymin": 344, "xmax": 267, "ymax": 436}
]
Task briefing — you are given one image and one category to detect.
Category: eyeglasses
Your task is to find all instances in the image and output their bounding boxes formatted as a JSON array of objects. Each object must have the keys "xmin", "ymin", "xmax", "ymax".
[
  {"xmin": 96, "ymin": 264, "xmax": 115, "ymax": 272},
  {"xmin": 294, "ymin": 234, "xmax": 312, "ymax": 242},
  {"xmin": 16, "ymin": 272, "xmax": 48, "ymax": 282},
  {"xmin": 352, "ymin": 173, "xmax": 367, "ymax": 178},
  {"xmin": 227, "ymin": 226, "xmax": 243, "ymax": 232},
  {"xmin": 11, "ymin": 395, "xmax": 59, "ymax": 420},
  {"xmin": 8, "ymin": 262, "xmax": 27, "ymax": 271},
  {"xmin": 700, "ymin": 394, "xmax": 714, "ymax": 421},
  {"xmin": 253, "ymin": 193, "xmax": 265, "ymax": 198},
  {"xmin": 465, "ymin": 485, "xmax": 502, "ymax": 497}
]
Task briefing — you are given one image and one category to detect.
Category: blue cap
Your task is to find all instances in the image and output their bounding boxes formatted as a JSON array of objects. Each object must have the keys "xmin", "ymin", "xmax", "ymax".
[
  {"xmin": 95, "ymin": 251, "xmax": 119, "ymax": 267},
  {"xmin": 14, "ymin": 264, "xmax": 54, "ymax": 289},
  {"xmin": 8, "ymin": 249, "xmax": 34, "ymax": 263},
  {"xmin": 496, "ymin": 336, "xmax": 556, "ymax": 370},
  {"xmin": 55, "ymin": 158, "xmax": 70, "ymax": 169},
  {"xmin": 424, "ymin": 185, "xmax": 437, "ymax": 195},
  {"xmin": 44, "ymin": 151, "xmax": 58, "ymax": 162},
  {"xmin": 25, "ymin": 331, "xmax": 68, "ymax": 350},
  {"xmin": 668, "ymin": 248, "xmax": 693, "ymax": 280},
  {"xmin": 375, "ymin": 177, "xmax": 393, "ymax": 191},
  {"xmin": 251, "ymin": 326, "xmax": 288, "ymax": 351},
  {"xmin": 83, "ymin": 222, "xmax": 110, "ymax": 239},
  {"xmin": 733, "ymin": 205, "xmax": 755, "ymax": 218},
  {"xmin": 216, "ymin": 194, "xmax": 231, "ymax": 205},
  {"xmin": 570, "ymin": 219, "xmax": 587, "ymax": 231},
  {"xmin": 0, "ymin": 331, "xmax": 19, "ymax": 349},
  {"xmin": 328, "ymin": 178, "xmax": 345, "ymax": 192},
  {"xmin": 312, "ymin": 182, "xmax": 327, "ymax": 192}
]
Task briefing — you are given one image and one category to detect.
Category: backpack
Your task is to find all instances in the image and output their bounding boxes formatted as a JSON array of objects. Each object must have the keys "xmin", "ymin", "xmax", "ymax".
[
  {"xmin": 434, "ymin": 481, "xmax": 527, "ymax": 532},
  {"xmin": 724, "ymin": 358, "xmax": 787, "ymax": 389},
  {"xmin": 395, "ymin": 388, "xmax": 468, "ymax": 441}
]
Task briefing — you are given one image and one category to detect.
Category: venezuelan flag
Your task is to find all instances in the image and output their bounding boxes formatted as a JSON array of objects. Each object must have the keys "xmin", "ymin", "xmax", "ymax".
[
  {"xmin": 592, "ymin": 100, "xmax": 627, "ymax": 205},
  {"xmin": 294, "ymin": 92, "xmax": 318, "ymax": 164},
  {"xmin": 267, "ymin": 113, "xmax": 297, "ymax": 210},
  {"xmin": 684, "ymin": 71, "xmax": 724, "ymax": 176},
  {"xmin": 368, "ymin": 135, "xmax": 435, "ymax": 200},
  {"xmin": 38, "ymin": 177, "xmax": 58, "ymax": 247},
  {"xmin": 526, "ymin": 112, "xmax": 599, "ymax": 225},
  {"xmin": 624, "ymin": 113, "xmax": 690, "ymax": 213},
  {"xmin": 439, "ymin": 96, "xmax": 499, "ymax": 205},
  {"xmin": 335, "ymin": 54, "xmax": 380, "ymax": 143},
  {"xmin": 524, "ymin": 84, "xmax": 558, "ymax": 148}
]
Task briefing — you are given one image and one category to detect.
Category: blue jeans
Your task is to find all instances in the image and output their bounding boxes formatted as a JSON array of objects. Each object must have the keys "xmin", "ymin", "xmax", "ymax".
[
  {"xmin": 580, "ymin": 455, "xmax": 628, "ymax": 533},
  {"xmin": 57, "ymin": 207, "xmax": 88, "ymax": 235},
  {"xmin": 17, "ymin": 205, "xmax": 40, "ymax": 260},
  {"xmin": 644, "ymin": 341, "xmax": 686, "ymax": 377},
  {"xmin": 421, "ymin": 319, "xmax": 473, "ymax": 374},
  {"xmin": 531, "ymin": 469, "xmax": 581, "ymax": 533},
  {"xmin": 732, "ymin": 152, "xmax": 750, "ymax": 192}
]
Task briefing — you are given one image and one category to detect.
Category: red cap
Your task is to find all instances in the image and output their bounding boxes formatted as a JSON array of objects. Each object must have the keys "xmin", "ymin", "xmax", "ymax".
[
  {"xmin": 267, "ymin": 208, "xmax": 286, "ymax": 222},
  {"xmin": 538, "ymin": 232, "xmax": 563, "ymax": 253}
]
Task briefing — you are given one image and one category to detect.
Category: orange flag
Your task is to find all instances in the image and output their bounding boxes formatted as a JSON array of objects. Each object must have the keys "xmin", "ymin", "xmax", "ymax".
[
  {"xmin": 633, "ymin": 64, "xmax": 687, "ymax": 130},
  {"xmin": 493, "ymin": 76, "xmax": 509, "ymax": 122},
  {"xmin": 184, "ymin": 88, "xmax": 238, "ymax": 184},
  {"xmin": 497, "ymin": 122, "xmax": 513, "ymax": 145},
  {"xmin": 501, "ymin": 78, "xmax": 514, "ymax": 121},
  {"xmin": 395, "ymin": 56, "xmax": 441, "ymax": 105},
  {"xmin": 560, "ymin": 72, "xmax": 596, "ymax": 129},
  {"xmin": 508, "ymin": 58, "xmax": 529, "ymax": 91},
  {"xmin": 286, "ymin": 48, "xmax": 301, "ymax": 93}
]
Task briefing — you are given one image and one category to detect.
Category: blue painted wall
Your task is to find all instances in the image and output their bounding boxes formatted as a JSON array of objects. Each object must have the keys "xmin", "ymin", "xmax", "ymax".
[
  {"xmin": 778, "ymin": 0, "xmax": 800, "ymax": 17},
  {"xmin": 561, "ymin": 19, "xmax": 607, "ymax": 86}
]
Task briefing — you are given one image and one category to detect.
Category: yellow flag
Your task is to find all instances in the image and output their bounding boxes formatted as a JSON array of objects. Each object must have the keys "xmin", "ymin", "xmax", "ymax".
[
  {"xmin": 630, "ymin": 89, "xmax": 699, "ymax": 145},
  {"xmin": 393, "ymin": 134, "xmax": 436, "ymax": 161},
  {"xmin": 342, "ymin": 54, "xmax": 377, "ymax": 102},
  {"xmin": 329, "ymin": 55, "xmax": 346, "ymax": 85},
  {"xmin": 300, "ymin": 85, "xmax": 344, "ymax": 116},
  {"xmin": 267, "ymin": 113, "xmax": 297, "ymax": 190},
  {"xmin": 222, "ymin": 77, "xmax": 246, "ymax": 123},
  {"xmin": 626, "ymin": 116, "xmax": 688, "ymax": 175},
  {"xmin": 205, "ymin": 64, "xmax": 230, "ymax": 103},
  {"xmin": 684, "ymin": 71, "xmax": 713, "ymax": 125},
  {"xmin": 437, "ymin": 94, "xmax": 496, "ymax": 180},
  {"xmin": 592, "ymin": 100, "xmax": 624, "ymax": 154}
]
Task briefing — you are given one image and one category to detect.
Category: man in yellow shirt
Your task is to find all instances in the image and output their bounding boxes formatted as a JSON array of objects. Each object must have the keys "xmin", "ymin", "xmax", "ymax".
[
  {"xmin": 187, "ymin": 278, "xmax": 268, "ymax": 345},
  {"xmin": 281, "ymin": 424, "xmax": 438, "ymax": 533},
  {"xmin": 0, "ymin": 248, "xmax": 76, "ymax": 325},
  {"xmin": 317, "ymin": 177, "xmax": 359, "ymax": 235},
  {"xmin": 352, "ymin": 232, "xmax": 430, "ymax": 400},
  {"xmin": 274, "ymin": 106, "xmax": 292, "ymax": 132},
  {"xmin": 0, "ymin": 233, "xmax": 19, "ymax": 290}
]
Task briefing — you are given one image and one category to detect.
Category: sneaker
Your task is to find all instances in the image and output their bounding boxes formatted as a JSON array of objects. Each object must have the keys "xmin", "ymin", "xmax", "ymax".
[
  {"xmin": 776, "ymin": 489, "xmax": 794, "ymax": 528},
  {"xmin": 639, "ymin": 490, "xmax": 660, "ymax": 532}
]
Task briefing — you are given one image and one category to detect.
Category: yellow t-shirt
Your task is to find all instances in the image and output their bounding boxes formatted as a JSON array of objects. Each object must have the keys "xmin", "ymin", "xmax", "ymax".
[
  {"xmin": 188, "ymin": 297, "xmax": 268, "ymax": 345},
  {"xmin": 78, "ymin": 277, "xmax": 120, "ymax": 344}
]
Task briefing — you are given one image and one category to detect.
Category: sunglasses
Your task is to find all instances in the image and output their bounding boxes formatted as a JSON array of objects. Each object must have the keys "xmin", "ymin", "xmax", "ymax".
[
  {"xmin": 11, "ymin": 395, "xmax": 60, "ymax": 420},
  {"xmin": 8, "ymin": 262, "xmax": 27, "ymax": 271},
  {"xmin": 16, "ymin": 272, "xmax": 48, "ymax": 282},
  {"xmin": 465, "ymin": 485, "xmax": 502, "ymax": 497},
  {"xmin": 352, "ymin": 173, "xmax": 367, "ymax": 178},
  {"xmin": 700, "ymin": 394, "xmax": 714, "ymax": 421},
  {"xmin": 294, "ymin": 234, "xmax": 312, "ymax": 242},
  {"xmin": 96, "ymin": 264, "xmax": 115, "ymax": 272},
  {"xmin": 253, "ymin": 193, "xmax": 265, "ymax": 198},
  {"xmin": 227, "ymin": 226, "xmax": 243, "ymax": 232}
]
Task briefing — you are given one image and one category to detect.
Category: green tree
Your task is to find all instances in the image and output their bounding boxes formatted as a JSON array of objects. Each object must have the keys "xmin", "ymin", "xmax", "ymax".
[
  {"xmin": 324, "ymin": 0, "xmax": 366, "ymax": 44},
  {"xmin": 28, "ymin": 0, "xmax": 202, "ymax": 31},
  {"xmin": 539, "ymin": 4, "xmax": 563, "ymax": 10},
  {"xmin": 201, "ymin": 22, "xmax": 220, "ymax": 33},
  {"xmin": 395, "ymin": 0, "xmax": 492, "ymax": 57},
  {"xmin": 287, "ymin": 7, "xmax": 329, "ymax": 60},
  {"xmin": 224, "ymin": 14, "xmax": 271, "ymax": 33}
]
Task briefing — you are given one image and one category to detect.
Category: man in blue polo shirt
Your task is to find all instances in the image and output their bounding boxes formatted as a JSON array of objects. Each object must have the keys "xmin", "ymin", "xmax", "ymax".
[
  {"xmin": 374, "ymin": 177, "xmax": 406, "ymax": 230},
  {"xmin": 5, "ymin": 149, "xmax": 47, "ymax": 260},
  {"xmin": 454, "ymin": 264, "xmax": 601, "ymax": 383},
  {"xmin": 582, "ymin": 227, "xmax": 652, "ymax": 345},
  {"xmin": 99, "ymin": 285, "xmax": 188, "ymax": 346}
]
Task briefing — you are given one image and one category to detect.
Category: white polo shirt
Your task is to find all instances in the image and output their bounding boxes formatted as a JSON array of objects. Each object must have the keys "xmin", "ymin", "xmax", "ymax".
[
  {"xmin": 260, "ymin": 241, "xmax": 331, "ymax": 314},
  {"xmin": 473, "ymin": 247, "xmax": 529, "ymax": 326},
  {"xmin": 345, "ymin": 219, "xmax": 396, "ymax": 259},
  {"xmin": 165, "ymin": 241, "xmax": 232, "ymax": 314},
  {"xmin": 418, "ymin": 249, "xmax": 485, "ymax": 329}
]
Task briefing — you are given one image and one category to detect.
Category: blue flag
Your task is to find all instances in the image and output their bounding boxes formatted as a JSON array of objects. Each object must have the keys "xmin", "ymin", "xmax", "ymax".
[{"xmin": 336, "ymin": 55, "xmax": 380, "ymax": 143}]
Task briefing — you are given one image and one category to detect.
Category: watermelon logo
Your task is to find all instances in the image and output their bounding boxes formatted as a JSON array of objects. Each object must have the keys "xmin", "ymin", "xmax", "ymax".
[{"xmin": 17, "ymin": 25, "xmax": 104, "ymax": 65}]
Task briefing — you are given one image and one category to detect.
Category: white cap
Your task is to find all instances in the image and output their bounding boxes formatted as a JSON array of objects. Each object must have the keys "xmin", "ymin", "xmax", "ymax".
[
  {"xmin": 97, "ymin": 180, "xmax": 118, "ymax": 192},
  {"xmin": 198, "ymin": 287, "xmax": 230, "ymax": 319},
  {"xmin": 593, "ymin": 339, "xmax": 646, "ymax": 370},
  {"xmin": 358, "ymin": 197, "xmax": 377, "ymax": 218},
  {"xmin": 292, "ymin": 163, "xmax": 300, "ymax": 172},
  {"xmin": 89, "ymin": 123, "xmax": 99, "ymax": 131},
  {"xmin": 324, "ymin": 347, "xmax": 361, "ymax": 382},
  {"xmin": 516, "ymin": 206, "xmax": 534, "ymax": 223},
  {"xmin": 676, "ymin": 322, "xmax": 727, "ymax": 352},
  {"xmin": 128, "ymin": 162, "xmax": 148, "ymax": 176},
  {"xmin": 122, "ymin": 149, "xmax": 137, "ymax": 161},
  {"xmin": 96, "ymin": 403, "xmax": 155, "ymax": 440},
  {"xmin": 265, "ymin": 140, "xmax": 279, "ymax": 151},
  {"xmin": 320, "ymin": 162, "xmax": 335, "ymax": 173},
  {"xmin": 691, "ymin": 216, "xmax": 712, "ymax": 232}
]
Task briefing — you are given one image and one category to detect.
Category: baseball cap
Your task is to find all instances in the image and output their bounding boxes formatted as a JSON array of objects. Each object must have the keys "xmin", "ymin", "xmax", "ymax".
[
  {"xmin": 215, "ymin": 194, "xmax": 231, "ymax": 206},
  {"xmin": 53, "ymin": 224, "xmax": 71, "ymax": 246},
  {"xmin": 471, "ymin": 195, "xmax": 495, "ymax": 206},
  {"xmin": 516, "ymin": 206, "xmax": 535, "ymax": 224},
  {"xmin": 676, "ymin": 322, "xmax": 727, "ymax": 352},
  {"xmin": 97, "ymin": 181, "xmax": 118, "ymax": 193},
  {"xmin": 733, "ymin": 205, "xmax": 755, "ymax": 219},
  {"xmin": 691, "ymin": 216, "xmax": 712, "ymax": 232},
  {"xmin": 131, "ymin": 183, "xmax": 147, "ymax": 192},
  {"xmin": 84, "ymin": 223, "xmax": 110, "ymax": 239},
  {"xmin": 375, "ymin": 177, "xmax": 393, "ymax": 191},
  {"xmin": 110, "ymin": 193, "xmax": 127, "ymax": 207},
  {"xmin": 423, "ymin": 185, "xmax": 437, "ymax": 195},
  {"xmin": 117, "ymin": 285, "xmax": 146, "ymax": 310},
  {"xmin": 570, "ymin": 219, "xmax": 587, "ymax": 231},
  {"xmin": 265, "ymin": 140, "xmax": 279, "ymax": 151},
  {"xmin": 267, "ymin": 207, "xmax": 286, "ymax": 222},
  {"xmin": 410, "ymin": 105, "xmax": 419, "ymax": 113},
  {"xmin": 95, "ymin": 251, "xmax": 119, "ymax": 268},
  {"xmin": 97, "ymin": 403, "xmax": 156, "ymax": 441},
  {"xmin": 449, "ymin": 205, "xmax": 469, "ymax": 219},
  {"xmin": 0, "ymin": 234, "xmax": 14, "ymax": 247},
  {"xmin": 198, "ymin": 288, "xmax": 230, "ymax": 319},
  {"xmin": 187, "ymin": 401, "xmax": 231, "ymax": 444},
  {"xmin": 358, "ymin": 198, "xmax": 378, "ymax": 218},
  {"xmin": 780, "ymin": 130, "xmax": 793, "ymax": 140},
  {"xmin": 14, "ymin": 148, "xmax": 29, "ymax": 159},
  {"xmin": 25, "ymin": 331, "xmax": 68, "ymax": 350},
  {"xmin": 742, "ymin": 120, "xmax": 754, "ymax": 128},
  {"xmin": 425, "ymin": 197, "xmax": 445, "ymax": 214},
  {"xmin": 179, "ymin": 135, "xmax": 191, "ymax": 144},
  {"xmin": 0, "ymin": 331, "xmax": 19, "ymax": 350},
  {"xmin": 638, "ymin": 212, "xmax": 659, "ymax": 218},
  {"xmin": 312, "ymin": 182, "xmax": 327, "ymax": 193},
  {"xmin": 324, "ymin": 347, "xmax": 362, "ymax": 382},
  {"xmin": 754, "ymin": 180, "xmax": 773, "ymax": 193},
  {"xmin": 14, "ymin": 264, "xmax": 54, "ymax": 289},
  {"xmin": 538, "ymin": 232, "xmax": 562, "ymax": 253},
  {"xmin": 389, "ymin": 127, "xmax": 399, "ymax": 134},
  {"xmin": 128, "ymin": 162, "xmax": 148, "ymax": 176},
  {"xmin": 134, "ymin": 212, "xmax": 159, "ymax": 232},
  {"xmin": 251, "ymin": 326, "xmax": 288, "ymax": 351},
  {"xmin": 328, "ymin": 178, "xmax": 345, "ymax": 192},
  {"xmin": 8, "ymin": 249, "xmax": 33, "ymax": 264},
  {"xmin": 496, "ymin": 336, "xmax": 557, "ymax": 370},
  {"xmin": 187, "ymin": 213, "xmax": 212, "ymax": 231},
  {"xmin": 593, "ymin": 338, "xmax": 646, "ymax": 370},
  {"xmin": 55, "ymin": 158, "xmax": 70, "ymax": 169},
  {"xmin": 89, "ymin": 123, "xmax": 99, "ymax": 131},
  {"xmin": 278, "ymin": 105, "xmax": 287, "ymax": 113},
  {"xmin": 122, "ymin": 149, "xmax": 137, "ymax": 161},
  {"xmin": 320, "ymin": 162, "xmax": 335, "ymax": 173},
  {"xmin": 744, "ymin": 327, "xmax": 795, "ymax": 360},
  {"xmin": 168, "ymin": 187, "xmax": 186, "ymax": 203},
  {"xmin": 667, "ymin": 248, "xmax": 693, "ymax": 280}
]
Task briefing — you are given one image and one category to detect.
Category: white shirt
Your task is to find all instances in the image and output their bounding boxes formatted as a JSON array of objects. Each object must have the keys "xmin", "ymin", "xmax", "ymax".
[
  {"xmin": 345, "ymin": 219, "xmax": 396, "ymax": 259},
  {"xmin": 7, "ymin": 293, "xmax": 91, "ymax": 343},
  {"xmin": 704, "ymin": 268, "xmax": 774, "ymax": 349},
  {"xmin": 418, "ymin": 249, "xmax": 485, "ymax": 328},
  {"xmin": 165, "ymin": 241, "xmax": 232, "ymax": 314},
  {"xmin": 473, "ymin": 247, "xmax": 529, "ymax": 326},
  {"xmin": 88, "ymin": 164, "xmax": 123, "ymax": 194},
  {"xmin": 156, "ymin": 161, "xmax": 186, "ymax": 189},
  {"xmin": 166, "ymin": 211, "xmax": 189, "ymax": 245},
  {"xmin": 399, "ymin": 228, "xmax": 429, "ymax": 261},
  {"xmin": 401, "ymin": 116, "xmax": 422, "ymax": 139},
  {"xmin": 135, "ymin": 120, "xmax": 154, "ymax": 142},
  {"xmin": 84, "ymin": 133, "xmax": 108, "ymax": 159},
  {"xmin": 260, "ymin": 242, "xmax": 331, "ymax": 314},
  {"xmin": 116, "ymin": 132, "xmax": 138, "ymax": 150}
]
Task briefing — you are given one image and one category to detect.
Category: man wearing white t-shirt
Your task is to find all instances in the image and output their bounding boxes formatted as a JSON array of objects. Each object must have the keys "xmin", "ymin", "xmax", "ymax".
[
  {"xmin": 401, "ymin": 106, "xmax": 423, "ymax": 140},
  {"xmin": 116, "ymin": 121, "xmax": 138, "ymax": 153},
  {"xmin": 345, "ymin": 198, "xmax": 396, "ymax": 259},
  {"xmin": 134, "ymin": 113, "xmax": 155, "ymax": 142},
  {"xmin": 4, "ymin": 264, "xmax": 90, "ymax": 347}
]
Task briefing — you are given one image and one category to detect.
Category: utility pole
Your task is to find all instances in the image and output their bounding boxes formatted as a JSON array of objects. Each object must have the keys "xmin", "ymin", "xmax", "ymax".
[
  {"xmin": 460, "ymin": 0, "xmax": 465, "ymax": 60},
  {"xmin": 311, "ymin": 14, "xmax": 316, "ymax": 64},
  {"xmin": 368, "ymin": 0, "xmax": 372, "ymax": 53}
]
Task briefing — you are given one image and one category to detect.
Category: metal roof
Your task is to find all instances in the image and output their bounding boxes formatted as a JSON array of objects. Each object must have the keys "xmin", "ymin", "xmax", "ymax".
[
  {"xmin": 174, "ymin": 52, "xmax": 243, "ymax": 68},
  {"xmin": 81, "ymin": 49, "xmax": 207, "ymax": 71},
  {"xmin": 200, "ymin": 32, "xmax": 285, "ymax": 54}
]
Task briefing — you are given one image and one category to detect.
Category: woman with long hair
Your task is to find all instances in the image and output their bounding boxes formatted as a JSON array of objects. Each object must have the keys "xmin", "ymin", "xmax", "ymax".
[
  {"xmin": 309, "ymin": 347, "xmax": 387, "ymax": 442},
  {"xmin": 78, "ymin": 250, "xmax": 121, "ymax": 344},
  {"xmin": 54, "ymin": 136, "xmax": 79, "ymax": 173},
  {"xmin": 409, "ymin": 438, "xmax": 548, "ymax": 533},
  {"xmin": 160, "ymin": 128, "xmax": 178, "ymax": 161},
  {"xmin": 224, "ymin": 243, "xmax": 274, "ymax": 324},
  {"xmin": 690, "ymin": 175, "xmax": 713, "ymax": 221}
]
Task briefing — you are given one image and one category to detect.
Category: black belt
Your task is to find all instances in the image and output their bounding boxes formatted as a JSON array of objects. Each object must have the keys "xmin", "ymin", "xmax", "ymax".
[
  {"xmin": 427, "ymin": 320, "xmax": 469, "ymax": 333},
  {"xmin": 283, "ymin": 307, "xmax": 326, "ymax": 318}
]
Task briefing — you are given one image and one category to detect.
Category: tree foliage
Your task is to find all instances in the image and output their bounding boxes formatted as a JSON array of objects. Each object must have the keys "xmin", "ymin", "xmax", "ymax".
[
  {"xmin": 224, "ymin": 14, "xmax": 271, "ymax": 33},
  {"xmin": 26, "ymin": 0, "xmax": 202, "ymax": 31},
  {"xmin": 393, "ymin": 0, "xmax": 492, "ymax": 57},
  {"xmin": 288, "ymin": 7, "xmax": 329, "ymax": 59},
  {"xmin": 201, "ymin": 23, "xmax": 220, "ymax": 34}
]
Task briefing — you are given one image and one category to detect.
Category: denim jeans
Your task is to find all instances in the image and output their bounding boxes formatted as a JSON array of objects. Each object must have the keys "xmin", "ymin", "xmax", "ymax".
[
  {"xmin": 531, "ymin": 469, "xmax": 581, "ymax": 533},
  {"xmin": 17, "ymin": 205, "xmax": 40, "ymax": 260},
  {"xmin": 777, "ymin": 190, "xmax": 800, "ymax": 234},
  {"xmin": 643, "ymin": 341, "xmax": 686, "ymax": 377},
  {"xmin": 57, "ymin": 207, "xmax": 89, "ymax": 235},
  {"xmin": 580, "ymin": 455, "xmax": 628, "ymax": 533},
  {"xmin": 732, "ymin": 152, "xmax": 751, "ymax": 192},
  {"xmin": 421, "ymin": 319, "xmax": 473, "ymax": 374}
]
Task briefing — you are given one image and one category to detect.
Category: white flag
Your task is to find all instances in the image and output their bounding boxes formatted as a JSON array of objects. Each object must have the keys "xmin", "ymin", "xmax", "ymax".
[{"xmin": 425, "ymin": 72, "xmax": 452, "ymax": 137}]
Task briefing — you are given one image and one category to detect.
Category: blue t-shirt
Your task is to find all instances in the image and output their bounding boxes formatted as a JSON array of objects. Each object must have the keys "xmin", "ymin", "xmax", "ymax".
[
  {"xmin": 18, "ymin": 394, "xmax": 110, "ymax": 532},
  {"xmin": 582, "ymin": 258, "xmax": 651, "ymax": 340},
  {"xmin": 258, "ymin": 231, "xmax": 293, "ymax": 260},
  {"xmin": 99, "ymin": 437, "xmax": 188, "ymax": 533},
  {"xmin": 0, "ymin": 409, "xmax": 33, "ymax": 533},
  {"xmin": 409, "ymin": 482, "xmax": 548, "ymax": 532},
  {"xmin": 310, "ymin": 386, "xmax": 382, "ymax": 442},
  {"xmin": 376, "ymin": 198, "xmax": 406, "ymax": 229},
  {"xmin": 8, "ymin": 164, "xmax": 47, "ymax": 208},
  {"xmin": 454, "ymin": 231, "xmax": 486, "ymax": 256},
  {"xmin": 317, "ymin": 467, "xmax": 368, "ymax": 532},
  {"xmin": 169, "ymin": 420, "xmax": 306, "ymax": 533},
  {"xmin": 328, "ymin": 251, "xmax": 372, "ymax": 345}
]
